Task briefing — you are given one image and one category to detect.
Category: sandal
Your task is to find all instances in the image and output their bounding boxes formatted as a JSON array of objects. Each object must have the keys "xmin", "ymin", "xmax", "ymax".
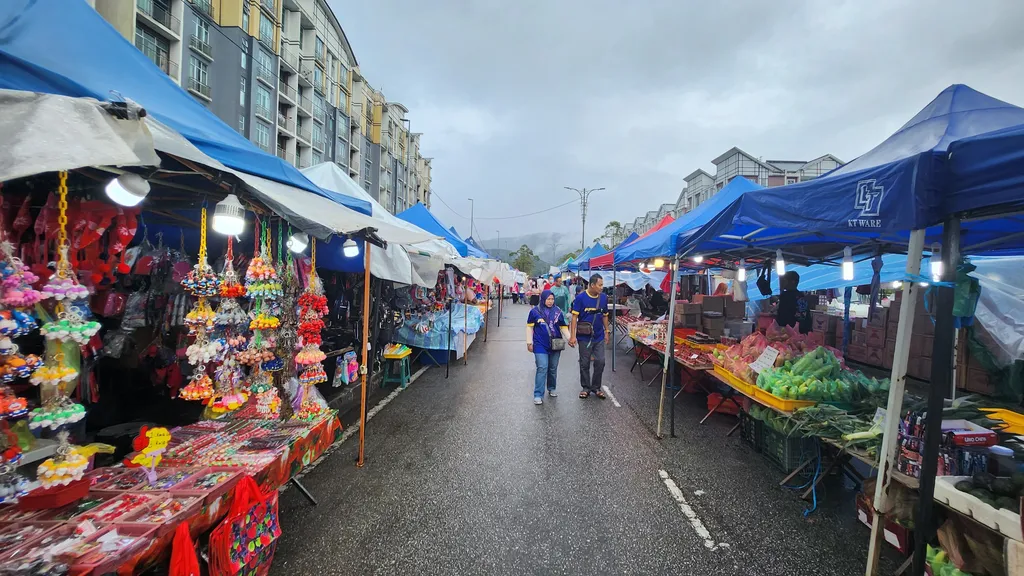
[
  {"xmin": 579, "ymin": 391, "xmax": 590, "ymax": 399},
  {"xmin": 595, "ymin": 390, "xmax": 607, "ymax": 400}
]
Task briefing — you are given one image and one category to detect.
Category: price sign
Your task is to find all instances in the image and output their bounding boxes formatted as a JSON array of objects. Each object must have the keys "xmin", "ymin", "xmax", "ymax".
[{"xmin": 749, "ymin": 346, "xmax": 780, "ymax": 374}]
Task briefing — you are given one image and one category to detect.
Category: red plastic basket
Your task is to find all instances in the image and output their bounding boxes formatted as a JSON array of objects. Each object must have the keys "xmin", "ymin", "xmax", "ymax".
[{"xmin": 17, "ymin": 478, "xmax": 90, "ymax": 510}]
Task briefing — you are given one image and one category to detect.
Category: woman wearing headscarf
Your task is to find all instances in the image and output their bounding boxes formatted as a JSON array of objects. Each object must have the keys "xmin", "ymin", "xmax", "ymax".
[{"xmin": 526, "ymin": 290, "xmax": 573, "ymax": 404}]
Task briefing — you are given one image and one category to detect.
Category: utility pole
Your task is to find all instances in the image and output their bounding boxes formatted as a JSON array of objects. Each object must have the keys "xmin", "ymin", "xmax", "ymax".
[
  {"xmin": 564, "ymin": 187, "xmax": 605, "ymax": 251},
  {"xmin": 496, "ymin": 230, "xmax": 501, "ymax": 260}
]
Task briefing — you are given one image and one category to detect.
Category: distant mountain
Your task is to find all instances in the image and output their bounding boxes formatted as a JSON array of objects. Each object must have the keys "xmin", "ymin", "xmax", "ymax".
[{"xmin": 479, "ymin": 232, "xmax": 583, "ymax": 265}]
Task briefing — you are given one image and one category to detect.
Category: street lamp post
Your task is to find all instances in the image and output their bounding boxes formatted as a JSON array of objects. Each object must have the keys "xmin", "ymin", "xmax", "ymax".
[
  {"xmin": 496, "ymin": 230, "xmax": 500, "ymax": 260},
  {"xmin": 564, "ymin": 186, "xmax": 605, "ymax": 251},
  {"xmin": 468, "ymin": 198, "xmax": 474, "ymax": 240}
]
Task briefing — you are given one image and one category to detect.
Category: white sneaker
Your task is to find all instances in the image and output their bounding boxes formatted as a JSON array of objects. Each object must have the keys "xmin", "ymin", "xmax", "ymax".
[
  {"xmin": 534, "ymin": 397, "xmax": 543, "ymax": 405},
  {"xmin": 548, "ymin": 390, "xmax": 558, "ymax": 397}
]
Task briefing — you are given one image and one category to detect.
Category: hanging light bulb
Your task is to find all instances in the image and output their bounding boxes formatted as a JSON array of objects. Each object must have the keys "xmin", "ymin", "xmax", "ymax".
[
  {"xmin": 930, "ymin": 242, "xmax": 943, "ymax": 281},
  {"xmin": 693, "ymin": 255, "xmax": 704, "ymax": 263},
  {"xmin": 343, "ymin": 238, "xmax": 359, "ymax": 258},
  {"xmin": 105, "ymin": 173, "xmax": 150, "ymax": 207},
  {"xmin": 653, "ymin": 258, "xmax": 665, "ymax": 269},
  {"xmin": 775, "ymin": 249, "xmax": 785, "ymax": 276},
  {"xmin": 287, "ymin": 232, "xmax": 309, "ymax": 253},
  {"xmin": 212, "ymin": 194, "xmax": 245, "ymax": 235},
  {"xmin": 919, "ymin": 282, "xmax": 929, "ymax": 287},
  {"xmin": 737, "ymin": 259, "xmax": 746, "ymax": 282},
  {"xmin": 842, "ymin": 247, "xmax": 854, "ymax": 281},
  {"xmin": 891, "ymin": 280, "xmax": 903, "ymax": 289}
]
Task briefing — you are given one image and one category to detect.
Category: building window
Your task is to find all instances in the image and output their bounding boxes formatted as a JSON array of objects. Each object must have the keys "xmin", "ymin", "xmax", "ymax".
[
  {"xmin": 312, "ymin": 151, "xmax": 322, "ymax": 165},
  {"xmin": 312, "ymin": 123, "xmax": 323, "ymax": 150},
  {"xmin": 239, "ymin": 77, "xmax": 246, "ymax": 106},
  {"xmin": 188, "ymin": 57, "xmax": 210, "ymax": 98},
  {"xmin": 255, "ymin": 48, "xmax": 273, "ymax": 83},
  {"xmin": 241, "ymin": 50, "xmax": 247, "ymax": 70},
  {"xmin": 254, "ymin": 84, "xmax": 272, "ymax": 119},
  {"xmin": 238, "ymin": 114, "xmax": 245, "ymax": 133},
  {"xmin": 259, "ymin": 13, "xmax": 274, "ymax": 47},
  {"xmin": 242, "ymin": 3, "xmax": 249, "ymax": 33},
  {"xmin": 135, "ymin": 24, "xmax": 171, "ymax": 73},
  {"xmin": 314, "ymin": 36, "xmax": 324, "ymax": 61},
  {"xmin": 193, "ymin": 18, "xmax": 209, "ymax": 45},
  {"xmin": 312, "ymin": 93, "xmax": 325, "ymax": 123},
  {"xmin": 253, "ymin": 120, "xmax": 271, "ymax": 152},
  {"xmin": 339, "ymin": 90, "xmax": 348, "ymax": 112},
  {"xmin": 313, "ymin": 67, "xmax": 324, "ymax": 94}
]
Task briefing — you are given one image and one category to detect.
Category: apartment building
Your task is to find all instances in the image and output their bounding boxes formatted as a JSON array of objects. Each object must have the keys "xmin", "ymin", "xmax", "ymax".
[
  {"xmin": 621, "ymin": 147, "xmax": 842, "ymax": 236},
  {"xmin": 92, "ymin": 0, "xmax": 431, "ymax": 211}
]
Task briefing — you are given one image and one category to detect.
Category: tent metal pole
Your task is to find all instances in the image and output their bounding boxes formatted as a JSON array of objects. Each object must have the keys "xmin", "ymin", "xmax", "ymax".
[
  {"xmin": 484, "ymin": 285, "xmax": 489, "ymax": 342},
  {"xmin": 911, "ymin": 218, "xmax": 960, "ymax": 576},
  {"xmin": 611, "ymin": 267, "xmax": 617, "ymax": 372},
  {"xmin": 669, "ymin": 259, "xmax": 678, "ymax": 438},
  {"xmin": 865, "ymin": 228, "xmax": 925, "ymax": 575},
  {"xmin": 655, "ymin": 256, "xmax": 680, "ymax": 438},
  {"xmin": 446, "ymin": 302, "xmax": 452, "ymax": 379},
  {"xmin": 356, "ymin": 244, "xmax": 372, "ymax": 468},
  {"xmin": 497, "ymin": 285, "xmax": 502, "ymax": 327},
  {"xmin": 464, "ymin": 287, "xmax": 469, "ymax": 365}
]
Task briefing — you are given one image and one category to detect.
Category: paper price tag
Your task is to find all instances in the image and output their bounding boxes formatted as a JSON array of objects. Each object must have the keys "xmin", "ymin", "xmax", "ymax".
[{"xmin": 749, "ymin": 346, "xmax": 780, "ymax": 374}]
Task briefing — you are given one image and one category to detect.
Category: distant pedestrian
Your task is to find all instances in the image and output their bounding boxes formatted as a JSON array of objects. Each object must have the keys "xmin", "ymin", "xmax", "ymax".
[
  {"xmin": 527, "ymin": 290, "xmax": 572, "ymax": 405},
  {"xmin": 550, "ymin": 274, "xmax": 571, "ymax": 315},
  {"xmin": 511, "ymin": 282, "xmax": 520, "ymax": 304},
  {"xmin": 529, "ymin": 279, "xmax": 540, "ymax": 306},
  {"xmin": 569, "ymin": 273, "xmax": 610, "ymax": 399}
]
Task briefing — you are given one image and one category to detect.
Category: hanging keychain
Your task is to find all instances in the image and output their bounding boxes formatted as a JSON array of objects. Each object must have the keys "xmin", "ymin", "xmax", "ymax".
[{"xmin": 179, "ymin": 207, "xmax": 216, "ymax": 401}]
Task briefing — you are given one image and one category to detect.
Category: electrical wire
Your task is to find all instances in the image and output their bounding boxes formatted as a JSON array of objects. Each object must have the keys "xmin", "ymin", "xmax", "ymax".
[{"xmin": 432, "ymin": 189, "xmax": 579, "ymax": 221}]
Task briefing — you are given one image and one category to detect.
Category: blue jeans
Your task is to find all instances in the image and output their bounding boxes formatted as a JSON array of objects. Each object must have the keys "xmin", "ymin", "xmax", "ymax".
[{"xmin": 534, "ymin": 351, "xmax": 560, "ymax": 398}]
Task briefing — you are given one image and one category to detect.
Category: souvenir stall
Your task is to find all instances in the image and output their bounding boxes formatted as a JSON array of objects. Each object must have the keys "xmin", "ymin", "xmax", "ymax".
[{"xmin": 393, "ymin": 268, "xmax": 486, "ymax": 366}]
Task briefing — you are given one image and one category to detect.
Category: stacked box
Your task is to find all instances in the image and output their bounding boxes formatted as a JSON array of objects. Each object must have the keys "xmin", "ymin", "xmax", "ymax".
[{"xmin": 724, "ymin": 299, "xmax": 746, "ymax": 320}]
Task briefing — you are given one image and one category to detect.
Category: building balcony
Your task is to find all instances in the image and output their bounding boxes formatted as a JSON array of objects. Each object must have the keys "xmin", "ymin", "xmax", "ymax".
[
  {"xmin": 278, "ymin": 82, "xmax": 296, "ymax": 105},
  {"xmin": 312, "ymin": 136, "xmax": 324, "ymax": 153},
  {"xmin": 280, "ymin": 45, "xmax": 299, "ymax": 72},
  {"xmin": 313, "ymin": 106, "xmax": 325, "ymax": 125},
  {"xmin": 260, "ymin": 0, "xmax": 276, "ymax": 16},
  {"xmin": 296, "ymin": 95, "xmax": 312, "ymax": 117},
  {"xmin": 189, "ymin": 35, "xmax": 213, "ymax": 60},
  {"xmin": 276, "ymin": 146, "xmax": 295, "ymax": 165},
  {"xmin": 277, "ymin": 112, "xmax": 295, "ymax": 135},
  {"xmin": 297, "ymin": 123, "xmax": 311, "ymax": 144},
  {"xmin": 255, "ymin": 64, "xmax": 274, "ymax": 87},
  {"xmin": 149, "ymin": 52, "xmax": 179, "ymax": 80},
  {"xmin": 138, "ymin": 0, "xmax": 181, "ymax": 38},
  {"xmin": 188, "ymin": 0, "xmax": 215, "ymax": 19},
  {"xmin": 187, "ymin": 77, "xmax": 211, "ymax": 101},
  {"xmin": 298, "ymin": 59, "xmax": 315, "ymax": 88},
  {"xmin": 254, "ymin": 104, "xmax": 273, "ymax": 123},
  {"xmin": 259, "ymin": 30, "xmax": 275, "ymax": 50}
]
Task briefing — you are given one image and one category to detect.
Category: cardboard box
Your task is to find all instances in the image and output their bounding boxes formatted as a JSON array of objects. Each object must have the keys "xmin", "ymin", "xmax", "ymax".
[
  {"xmin": 825, "ymin": 333, "xmax": 837, "ymax": 348},
  {"xmin": 856, "ymin": 494, "xmax": 914, "ymax": 555},
  {"xmin": 909, "ymin": 357, "xmax": 932, "ymax": 381},
  {"xmin": 882, "ymin": 351, "xmax": 894, "ymax": 370},
  {"xmin": 851, "ymin": 331, "xmax": 867, "ymax": 347},
  {"xmin": 704, "ymin": 328, "xmax": 723, "ymax": 340},
  {"xmin": 724, "ymin": 320, "xmax": 754, "ymax": 339},
  {"xmin": 888, "ymin": 299, "xmax": 902, "ymax": 318},
  {"xmin": 887, "ymin": 321, "xmax": 900, "ymax": 338},
  {"xmin": 702, "ymin": 316, "xmax": 725, "ymax": 332},
  {"xmin": 868, "ymin": 308, "xmax": 888, "ymax": 328},
  {"xmin": 910, "ymin": 334, "xmax": 934, "ymax": 358},
  {"xmin": 852, "ymin": 318, "xmax": 868, "ymax": 332},
  {"xmin": 865, "ymin": 326, "xmax": 887, "ymax": 348},
  {"xmin": 913, "ymin": 313, "xmax": 935, "ymax": 336},
  {"xmin": 702, "ymin": 296, "xmax": 725, "ymax": 314},
  {"xmin": 725, "ymin": 300, "xmax": 745, "ymax": 320},
  {"xmin": 679, "ymin": 303, "xmax": 702, "ymax": 315},
  {"xmin": 865, "ymin": 346, "xmax": 885, "ymax": 367},
  {"xmin": 811, "ymin": 311, "xmax": 837, "ymax": 334},
  {"xmin": 679, "ymin": 313, "xmax": 701, "ymax": 328},
  {"xmin": 965, "ymin": 368, "xmax": 995, "ymax": 396},
  {"xmin": 847, "ymin": 344, "xmax": 868, "ymax": 363}
]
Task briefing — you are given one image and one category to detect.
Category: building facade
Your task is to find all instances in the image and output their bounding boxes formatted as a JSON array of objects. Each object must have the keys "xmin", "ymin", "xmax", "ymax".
[
  {"xmin": 621, "ymin": 148, "xmax": 842, "ymax": 236},
  {"xmin": 92, "ymin": 0, "xmax": 431, "ymax": 212}
]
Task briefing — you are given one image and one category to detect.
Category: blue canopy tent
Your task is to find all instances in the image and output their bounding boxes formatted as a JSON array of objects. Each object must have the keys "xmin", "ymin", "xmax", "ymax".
[
  {"xmin": 675, "ymin": 85, "xmax": 1024, "ymax": 263},
  {"xmin": 0, "ymin": 0, "xmax": 371, "ymax": 216},
  {"xmin": 464, "ymin": 236, "xmax": 491, "ymax": 259},
  {"xmin": 582, "ymin": 232, "xmax": 639, "ymax": 270},
  {"xmin": 398, "ymin": 204, "xmax": 472, "ymax": 257},
  {"xmin": 615, "ymin": 176, "xmax": 764, "ymax": 266},
  {"xmin": 447, "ymin": 227, "xmax": 488, "ymax": 259},
  {"xmin": 559, "ymin": 257, "xmax": 576, "ymax": 273},
  {"xmin": 568, "ymin": 242, "xmax": 608, "ymax": 273}
]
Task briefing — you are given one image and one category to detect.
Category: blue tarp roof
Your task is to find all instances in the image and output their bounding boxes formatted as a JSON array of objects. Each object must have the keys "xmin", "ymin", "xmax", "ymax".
[
  {"xmin": 676, "ymin": 85, "xmax": 1024, "ymax": 261},
  {"xmin": 579, "ymin": 231, "xmax": 639, "ymax": 270},
  {"xmin": 447, "ymin": 227, "xmax": 487, "ymax": 258},
  {"xmin": 948, "ymin": 123, "xmax": 1024, "ymax": 219},
  {"xmin": 0, "ymin": 0, "xmax": 371, "ymax": 216},
  {"xmin": 568, "ymin": 242, "xmax": 608, "ymax": 272},
  {"xmin": 615, "ymin": 176, "xmax": 764, "ymax": 265},
  {"xmin": 464, "ymin": 236, "xmax": 491, "ymax": 259},
  {"xmin": 397, "ymin": 204, "xmax": 472, "ymax": 257}
]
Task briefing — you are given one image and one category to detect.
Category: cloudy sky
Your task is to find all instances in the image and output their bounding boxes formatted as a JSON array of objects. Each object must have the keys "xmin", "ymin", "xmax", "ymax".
[{"xmin": 330, "ymin": 0, "xmax": 1024, "ymax": 247}]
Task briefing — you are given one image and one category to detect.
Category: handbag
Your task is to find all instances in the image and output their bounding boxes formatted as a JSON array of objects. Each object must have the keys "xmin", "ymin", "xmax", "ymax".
[
  {"xmin": 549, "ymin": 337, "xmax": 566, "ymax": 351},
  {"xmin": 576, "ymin": 322, "xmax": 594, "ymax": 337}
]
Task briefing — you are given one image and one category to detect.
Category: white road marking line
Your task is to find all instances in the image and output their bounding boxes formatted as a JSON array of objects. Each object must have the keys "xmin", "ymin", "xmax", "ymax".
[
  {"xmin": 658, "ymin": 470, "xmax": 729, "ymax": 551},
  {"xmin": 694, "ymin": 490, "xmax": 705, "ymax": 496},
  {"xmin": 282, "ymin": 365, "xmax": 431, "ymax": 490},
  {"xmin": 601, "ymin": 385, "xmax": 621, "ymax": 407}
]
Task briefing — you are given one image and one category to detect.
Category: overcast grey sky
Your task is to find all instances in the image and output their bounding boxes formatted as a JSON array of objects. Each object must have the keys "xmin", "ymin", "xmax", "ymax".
[{"xmin": 330, "ymin": 0, "xmax": 1024, "ymax": 245}]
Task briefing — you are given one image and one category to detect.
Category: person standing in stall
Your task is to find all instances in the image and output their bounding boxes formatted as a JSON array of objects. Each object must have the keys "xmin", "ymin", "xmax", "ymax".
[
  {"xmin": 777, "ymin": 271, "xmax": 812, "ymax": 334},
  {"xmin": 549, "ymin": 275, "xmax": 571, "ymax": 316},
  {"xmin": 569, "ymin": 274, "xmax": 610, "ymax": 399},
  {"xmin": 527, "ymin": 290, "xmax": 573, "ymax": 405}
]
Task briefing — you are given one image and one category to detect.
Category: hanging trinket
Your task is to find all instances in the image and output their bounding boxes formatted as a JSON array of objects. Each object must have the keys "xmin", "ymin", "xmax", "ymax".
[
  {"xmin": 28, "ymin": 395, "xmax": 86, "ymax": 431},
  {"xmin": 37, "ymin": 430, "xmax": 88, "ymax": 488},
  {"xmin": 179, "ymin": 371, "xmax": 214, "ymax": 401}
]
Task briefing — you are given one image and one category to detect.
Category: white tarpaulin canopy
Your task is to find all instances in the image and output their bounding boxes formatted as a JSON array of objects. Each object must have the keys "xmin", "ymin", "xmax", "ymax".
[
  {"xmin": 0, "ymin": 90, "xmax": 160, "ymax": 182},
  {"xmin": 303, "ymin": 162, "xmax": 451, "ymax": 286}
]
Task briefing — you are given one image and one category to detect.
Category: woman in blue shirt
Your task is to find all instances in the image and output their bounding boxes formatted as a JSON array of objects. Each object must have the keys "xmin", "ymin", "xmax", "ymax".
[{"xmin": 527, "ymin": 290, "xmax": 572, "ymax": 405}]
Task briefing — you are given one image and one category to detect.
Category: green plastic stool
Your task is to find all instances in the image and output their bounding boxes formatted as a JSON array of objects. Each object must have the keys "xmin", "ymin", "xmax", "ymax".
[{"xmin": 383, "ymin": 354, "xmax": 411, "ymax": 389}]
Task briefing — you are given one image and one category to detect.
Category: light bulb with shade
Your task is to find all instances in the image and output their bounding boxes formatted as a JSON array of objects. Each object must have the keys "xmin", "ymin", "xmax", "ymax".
[
  {"xmin": 287, "ymin": 232, "xmax": 309, "ymax": 253},
  {"xmin": 930, "ymin": 243, "xmax": 943, "ymax": 281},
  {"xmin": 212, "ymin": 194, "xmax": 245, "ymax": 235},
  {"xmin": 653, "ymin": 258, "xmax": 664, "ymax": 269},
  {"xmin": 737, "ymin": 259, "xmax": 746, "ymax": 282},
  {"xmin": 105, "ymin": 174, "xmax": 150, "ymax": 207},
  {"xmin": 842, "ymin": 247, "xmax": 854, "ymax": 281},
  {"xmin": 693, "ymin": 255, "xmax": 703, "ymax": 263},
  {"xmin": 775, "ymin": 249, "xmax": 785, "ymax": 276},
  {"xmin": 892, "ymin": 280, "xmax": 903, "ymax": 289},
  {"xmin": 343, "ymin": 238, "xmax": 359, "ymax": 258}
]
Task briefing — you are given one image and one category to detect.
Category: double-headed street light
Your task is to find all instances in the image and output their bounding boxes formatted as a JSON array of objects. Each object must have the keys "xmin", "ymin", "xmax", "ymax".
[{"xmin": 564, "ymin": 186, "xmax": 605, "ymax": 251}]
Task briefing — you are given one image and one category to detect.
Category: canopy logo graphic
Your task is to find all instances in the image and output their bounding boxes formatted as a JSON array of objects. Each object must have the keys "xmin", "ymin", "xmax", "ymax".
[{"xmin": 850, "ymin": 179, "xmax": 884, "ymax": 228}]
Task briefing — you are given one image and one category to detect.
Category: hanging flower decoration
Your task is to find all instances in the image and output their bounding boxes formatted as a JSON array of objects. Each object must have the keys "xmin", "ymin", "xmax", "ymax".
[
  {"xmin": 295, "ymin": 238, "xmax": 329, "ymax": 415},
  {"xmin": 0, "ymin": 244, "xmax": 43, "ymax": 309},
  {"xmin": 180, "ymin": 207, "xmax": 221, "ymax": 403},
  {"xmin": 179, "ymin": 372, "xmax": 214, "ymax": 401}
]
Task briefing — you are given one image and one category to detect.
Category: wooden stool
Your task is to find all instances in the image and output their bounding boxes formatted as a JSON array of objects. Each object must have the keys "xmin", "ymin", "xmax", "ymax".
[{"xmin": 383, "ymin": 349, "xmax": 412, "ymax": 389}]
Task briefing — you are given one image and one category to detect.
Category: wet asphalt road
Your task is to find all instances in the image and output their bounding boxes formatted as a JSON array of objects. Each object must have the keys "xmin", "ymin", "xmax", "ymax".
[{"xmin": 273, "ymin": 303, "xmax": 901, "ymax": 575}]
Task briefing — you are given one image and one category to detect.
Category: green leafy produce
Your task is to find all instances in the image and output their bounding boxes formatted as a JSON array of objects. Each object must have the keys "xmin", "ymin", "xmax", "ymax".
[{"xmin": 754, "ymin": 346, "xmax": 889, "ymax": 404}]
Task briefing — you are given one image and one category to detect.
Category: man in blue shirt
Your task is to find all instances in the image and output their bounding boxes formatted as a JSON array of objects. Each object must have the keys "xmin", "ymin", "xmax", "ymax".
[{"xmin": 569, "ymin": 273, "xmax": 610, "ymax": 399}]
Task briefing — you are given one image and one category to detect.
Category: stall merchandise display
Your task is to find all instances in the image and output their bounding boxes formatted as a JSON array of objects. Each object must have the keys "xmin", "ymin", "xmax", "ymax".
[
  {"xmin": 244, "ymin": 223, "xmax": 282, "ymax": 417},
  {"xmin": 180, "ymin": 206, "xmax": 218, "ymax": 402},
  {"xmin": 294, "ymin": 239, "xmax": 329, "ymax": 421},
  {"xmin": 210, "ymin": 237, "xmax": 249, "ymax": 415},
  {"xmin": 628, "ymin": 321, "xmax": 667, "ymax": 346}
]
